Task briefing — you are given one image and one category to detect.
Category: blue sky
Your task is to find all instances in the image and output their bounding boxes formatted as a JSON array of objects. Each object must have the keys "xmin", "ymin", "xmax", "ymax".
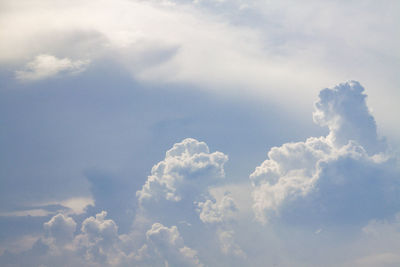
[{"xmin": 0, "ymin": 0, "xmax": 399, "ymax": 266}]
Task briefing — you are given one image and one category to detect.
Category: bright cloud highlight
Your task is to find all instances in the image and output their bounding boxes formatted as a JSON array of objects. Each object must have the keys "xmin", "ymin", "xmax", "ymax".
[{"xmin": 15, "ymin": 54, "xmax": 89, "ymax": 81}]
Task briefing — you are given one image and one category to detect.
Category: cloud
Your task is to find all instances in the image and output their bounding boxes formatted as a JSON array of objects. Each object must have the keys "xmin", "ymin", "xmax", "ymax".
[
  {"xmin": 313, "ymin": 80, "xmax": 385, "ymax": 154},
  {"xmin": 1, "ymin": 80, "xmax": 399, "ymax": 266},
  {"xmin": 217, "ymin": 229, "xmax": 246, "ymax": 258},
  {"xmin": 146, "ymin": 223, "xmax": 203, "ymax": 267},
  {"xmin": 43, "ymin": 213, "xmax": 76, "ymax": 246},
  {"xmin": 0, "ymin": 197, "xmax": 94, "ymax": 218},
  {"xmin": 2, "ymin": 0, "xmax": 399, "ymax": 140},
  {"xmin": 196, "ymin": 192, "xmax": 237, "ymax": 224},
  {"xmin": 250, "ymin": 81, "xmax": 399, "ymax": 225},
  {"xmin": 137, "ymin": 138, "xmax": 228, "ymax": 203},
  {"xmin": 15, "ymin": 54, "xmax": 89, "ymax": 81},
  {"xmin": 196, "ymin": 192, "xmax": 245, "ymax": 257},
  {"xmin": 136, "ymin": 138, "xmax": 246, "ymax": 263},
  {"xmin": 34, "ymin": 212, "xmax": 203, "ymax": 266},
  {"xmin": 74, "ymin": 211, "xmax": 122, "ymax": 264}
]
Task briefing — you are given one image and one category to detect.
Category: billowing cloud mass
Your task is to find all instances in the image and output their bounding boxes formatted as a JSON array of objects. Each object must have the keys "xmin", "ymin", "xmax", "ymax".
[
  {"xmin": 0, "ymin": 0, "xmax": 399, "ymax": 266},
  {"xmin": 1, "ymin": 81, "xmax": 400, "ymax": 266},
  {"xmin": 250, "ymin": 81, "xmax": 399, "ymax": 224},
  {"xmin": 15, "ymin": 54, "xmax": 89, "ymax": 81},
  {"xmin": 137, "ymin": 138, "xmax": 228, "ymax": 203}
]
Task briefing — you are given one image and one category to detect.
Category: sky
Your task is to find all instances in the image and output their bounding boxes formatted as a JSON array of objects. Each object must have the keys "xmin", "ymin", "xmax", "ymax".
[{"xmin": 0, "ymin": 0, "xmax": 399, "ymax": 266}]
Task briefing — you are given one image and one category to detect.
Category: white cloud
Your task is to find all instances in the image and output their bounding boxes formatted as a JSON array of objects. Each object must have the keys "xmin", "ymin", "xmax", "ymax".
[
  {"xmin": 196, "ymin": 192, "xmax": 237, "ymax": 224},
  {"xmin": 43, "ymin": 213, "xmax": 77, "ymax": 246},
  {"xmin": 15, "ymin": 54, "xmax": 89, "ymax": 81},
  {"xmin": 146, "ymin": 222, "xmax": 203, "ymax": 267},
  {"xmin": 80, "ymin": 211, "xmax": 118, "ymax": 243},
  {"xmin": 19, "ymin": 210, "xmax": 202, "ymax": 266},
  {"xmin": 313, "ymin": 80, "xmax": 385, "ymax": 154},
  {"xmin": 137, "ymin": 138, "xmax": 228, "ymax": 203},
  {"xmin": 250, "ymin": 81, "xmax": 399, "ymax": 224}
]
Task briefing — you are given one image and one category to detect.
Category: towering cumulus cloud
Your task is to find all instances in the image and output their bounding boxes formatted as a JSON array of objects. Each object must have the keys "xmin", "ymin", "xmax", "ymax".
[
  {"xmin": 313, "ymin": 81, "xmax": 385, "ymax": 154},
  {"xmin": 250, "ymin": 81, "xmax": 399, "ymax": 225}
]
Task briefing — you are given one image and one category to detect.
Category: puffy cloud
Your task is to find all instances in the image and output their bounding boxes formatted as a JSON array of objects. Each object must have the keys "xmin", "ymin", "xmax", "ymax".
[
  {"xmin": 43, "ymin": 213, "xmax": 76, "ymax": 246},
  {"xmin": 80, "ymin": 211, "xmax": 118, "ymax": 243},
  {"xmin": 137, "ymin": 138, "xmax": 228, "ymax": 203},
  {"xmin": 15, "ymin": 54, "xmax": 89, "ymax": 81},
  {"xmin": 250, "ymin": 81, "xmax": 399, "ymax": 224},
  {"xmin": 196, "ymin": 192, "xmax": 237, "ymax": 224},
  {"xmin": 75, "ymin": 211, "xmax": 120, "ymax": 263},
  {"xmin": 250, "ymin": 136, "xmax": 330, "ymax": 223},
  {"xmin": 313, "ymin": 80, "xmax": 385, "ymax": 154},
  {"xmin": 146, "ymin": 222, "xmax": 203, "ymax": 267},
  {"xmin": 196, "ymin": 191, "xmax": 246, "ymax": 259}
]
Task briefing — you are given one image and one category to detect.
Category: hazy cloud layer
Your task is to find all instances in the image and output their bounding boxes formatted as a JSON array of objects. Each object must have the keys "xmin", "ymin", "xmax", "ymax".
[{"xmin": 1, "ymin": 0, "xmax": 399, "ymax": 137}]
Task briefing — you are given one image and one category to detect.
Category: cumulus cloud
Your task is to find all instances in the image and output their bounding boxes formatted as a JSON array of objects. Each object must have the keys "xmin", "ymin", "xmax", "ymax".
[
  {"xmin": 1, "ymin": 81, "xmax": 399, "ymax": 266},
  {"xmin": 250, "ymin": 81, "xmax": 399, "ymax": 224},
  {"xmin": 137, "ymin": 138, "xmax": 228, "ymax": 203},
  {"xmin": 313, "ymin": 80, "xmax": 385, "ymax": 154},
  {"xmin": 146, "ymin": 223, "xmax": 203, "ymax": 267},
  {"xmin": 15, "ymin": 54, "xmax": 89, "ymax": 81},
  {"xmin": 196, "ymin": 192, "xmax": 237, "ymax": 224},
  {"xmin": 136, "ymin": 138, "xmax": 247, "ymax": 263},
  {"xmin": 43, "ymin": 213, "xmax": 76, "ymax": 246}
]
